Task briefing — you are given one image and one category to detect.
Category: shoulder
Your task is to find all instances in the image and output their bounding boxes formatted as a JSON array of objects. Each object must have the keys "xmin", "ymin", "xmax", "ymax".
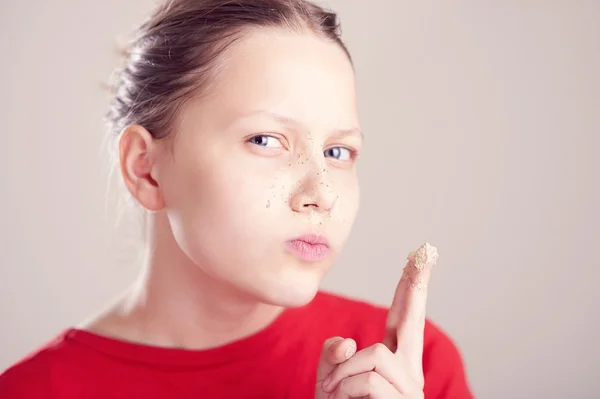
[{"xmin": 0, "ymin": 330, "xmax": 77, "ymax": 398}]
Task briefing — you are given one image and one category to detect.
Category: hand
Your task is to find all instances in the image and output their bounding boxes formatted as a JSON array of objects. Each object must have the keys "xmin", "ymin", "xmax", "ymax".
[
  {"xmin": 315, "ymin": 336, "xmax": 357, "ymax": 399},
  {"xmin": 315, "ymin": 243, "xmax": 438, "ymax": 398}
]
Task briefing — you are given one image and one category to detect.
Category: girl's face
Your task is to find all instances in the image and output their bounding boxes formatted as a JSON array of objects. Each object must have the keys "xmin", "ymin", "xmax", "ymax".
[{"xmin": 155, "ymin": 28, "xmax": 361, "ymax": 307}]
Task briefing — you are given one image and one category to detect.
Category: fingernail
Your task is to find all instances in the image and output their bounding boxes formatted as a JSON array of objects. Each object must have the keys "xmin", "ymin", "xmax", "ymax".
[{"xmin": 344, "ymin": 344, "xmax": 356, "ymax": 359}]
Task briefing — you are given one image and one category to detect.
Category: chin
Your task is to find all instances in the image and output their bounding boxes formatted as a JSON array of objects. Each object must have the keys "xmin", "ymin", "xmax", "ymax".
[
  {"xmin": 276, "ymin": 285, "xmax": 320, "ymax": 308},
  {"xmin": 256, "ymin": 272, "xmax": 323, "ymax": 309}
]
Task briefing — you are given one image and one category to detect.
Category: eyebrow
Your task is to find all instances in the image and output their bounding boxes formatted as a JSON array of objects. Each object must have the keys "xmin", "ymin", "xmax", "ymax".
[{"xmin": 239, "ymin": 110, "xmax": 363, "ymax": 139}]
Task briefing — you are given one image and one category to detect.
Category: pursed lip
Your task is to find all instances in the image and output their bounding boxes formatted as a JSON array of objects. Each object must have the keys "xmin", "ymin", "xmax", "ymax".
[{"xmin": 285, "ymin": 234, "xmax": 331, "ymax": 262}]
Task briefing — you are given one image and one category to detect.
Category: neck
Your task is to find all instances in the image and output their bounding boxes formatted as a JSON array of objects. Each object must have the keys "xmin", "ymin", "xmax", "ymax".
[{"xmin": 87, "ymin": 212, "xmax": 284, "ymax": 350}]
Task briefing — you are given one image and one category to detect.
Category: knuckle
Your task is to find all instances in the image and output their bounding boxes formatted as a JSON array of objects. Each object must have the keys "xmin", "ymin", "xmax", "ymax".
[
  {"xmin": 365, "ymin": 371, "xmax": 381, "ymax": 388},
  {"xmin": 328, "ymin": 369, "xmax": 341, "ymax": 384},
  {"xmin": 371, "ymin": 342, "xmax": 389, "ymax": 358},
  {"xmin": 338, "ymin": 375, "xmax": 349, "ymax": 391}
]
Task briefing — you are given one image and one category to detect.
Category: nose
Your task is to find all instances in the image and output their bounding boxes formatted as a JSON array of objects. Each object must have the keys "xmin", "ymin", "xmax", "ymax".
[{"xmin": 290, "ymin": 166, "xmax": 337, "ymax": 214}]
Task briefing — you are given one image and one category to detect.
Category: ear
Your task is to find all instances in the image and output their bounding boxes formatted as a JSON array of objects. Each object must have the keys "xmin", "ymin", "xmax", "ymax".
[{"xmin": 118, "ymin": 124, "xmax": 165, "ymax": 211}]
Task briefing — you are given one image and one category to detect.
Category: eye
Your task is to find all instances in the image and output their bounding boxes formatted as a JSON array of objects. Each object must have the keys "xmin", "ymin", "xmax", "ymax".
[
  {"xmin": 324, "ymin": 146, "xmax": 352, "ymax": 161},
  {"xmin": 248, "ymin": 135, "xmax": 283, "ymax": 148}
]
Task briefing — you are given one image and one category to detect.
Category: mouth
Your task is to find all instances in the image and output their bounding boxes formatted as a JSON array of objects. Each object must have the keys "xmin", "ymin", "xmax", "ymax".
[{"xmin": 285, "ymin": 234, "xmax": 331, "ymax": 262}]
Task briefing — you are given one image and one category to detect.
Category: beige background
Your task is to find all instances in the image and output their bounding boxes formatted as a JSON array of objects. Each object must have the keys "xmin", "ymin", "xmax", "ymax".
[{"xmin": 1, "ymin": 0, "xmax": 599, "ymax": 397}]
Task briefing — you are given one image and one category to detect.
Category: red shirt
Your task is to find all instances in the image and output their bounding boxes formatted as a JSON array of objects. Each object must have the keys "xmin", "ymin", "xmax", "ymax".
[{"xmin": 0, "ymin": 291, "xmax": 473, "ymax": 398}]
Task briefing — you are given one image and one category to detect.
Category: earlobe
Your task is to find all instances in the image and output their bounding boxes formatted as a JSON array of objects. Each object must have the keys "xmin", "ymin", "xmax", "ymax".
[{"xmin": 118, "ymin": 124, "xmax": 166, "ymax": 211}]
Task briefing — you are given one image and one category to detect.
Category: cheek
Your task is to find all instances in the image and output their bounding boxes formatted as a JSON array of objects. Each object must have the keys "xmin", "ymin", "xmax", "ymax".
[
  {"xmin": 332, "ymin": 173, "xmax": 360, "ymax": 225},
  {"xmin": 163, "ymin": 163, "xmax": 281, "ymax": 274},
  {"xmin": 174, "ymin": 160, "xmax": 291, "ymax": 242}
]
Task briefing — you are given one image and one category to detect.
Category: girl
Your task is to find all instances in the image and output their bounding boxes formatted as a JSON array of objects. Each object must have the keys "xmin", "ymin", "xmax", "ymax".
[{"xmin": 0, "ymin": 1, "xmax": 473, "ymax": 397}]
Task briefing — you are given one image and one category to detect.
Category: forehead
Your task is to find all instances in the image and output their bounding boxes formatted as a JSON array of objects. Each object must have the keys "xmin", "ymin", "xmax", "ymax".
[{"xmin": 196, "ymin": 28, "xmax": 359, "ymax": 130}]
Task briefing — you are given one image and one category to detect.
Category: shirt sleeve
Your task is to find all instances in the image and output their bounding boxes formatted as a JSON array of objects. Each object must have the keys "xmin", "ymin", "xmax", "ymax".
[{"xmin": 0, "ymin": 361, "xmax": 56, "ymax": 399}]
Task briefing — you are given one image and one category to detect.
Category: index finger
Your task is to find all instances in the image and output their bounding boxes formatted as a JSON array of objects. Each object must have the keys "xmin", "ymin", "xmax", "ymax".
[{"xmin": 384, "ymin": 242, "xmax": 438, "ymax": 377}]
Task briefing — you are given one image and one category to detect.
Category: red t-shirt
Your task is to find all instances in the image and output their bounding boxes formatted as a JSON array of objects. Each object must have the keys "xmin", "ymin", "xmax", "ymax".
[{"xmin": 0, "ymin": 291, "xmax": 473, "ymax": 398}]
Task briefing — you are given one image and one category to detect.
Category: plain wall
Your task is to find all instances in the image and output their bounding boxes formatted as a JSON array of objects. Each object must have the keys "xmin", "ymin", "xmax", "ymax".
[{"xmin": 1, "ymin": 0, "xmax": 599, "ymax": 397}]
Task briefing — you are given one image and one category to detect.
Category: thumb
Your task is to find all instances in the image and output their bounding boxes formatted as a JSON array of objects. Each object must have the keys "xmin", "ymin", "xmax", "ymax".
[{"xmin": 316, "ymin": 336, "xmax": 357, "ymax": 383}]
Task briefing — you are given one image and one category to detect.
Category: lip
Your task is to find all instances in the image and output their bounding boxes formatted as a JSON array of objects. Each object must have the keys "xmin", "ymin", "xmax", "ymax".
[{"xmin": 285, "ymin": 234, "xmax": 331, "ymax": 262}]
